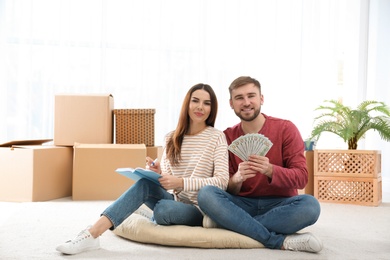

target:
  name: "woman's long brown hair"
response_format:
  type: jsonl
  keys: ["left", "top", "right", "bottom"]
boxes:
{"left": 165, "top": 83, "right": 218, "bottom": 166}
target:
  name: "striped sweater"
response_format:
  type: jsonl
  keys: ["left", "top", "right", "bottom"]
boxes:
{"left": 160, "top": 126, "right": 229, "bottom": 207}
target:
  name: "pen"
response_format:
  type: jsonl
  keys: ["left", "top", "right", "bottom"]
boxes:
{"left": 151, "top": 158, "right": 158, "bottom": 166}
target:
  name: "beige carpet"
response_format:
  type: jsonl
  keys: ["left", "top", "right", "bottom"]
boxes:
{"left": 0, "top": 197, "right": 389, "bottom": 260}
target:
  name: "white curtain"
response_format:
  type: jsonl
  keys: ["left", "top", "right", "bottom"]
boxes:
{"left": 1, "top": 0, "right": 389, "bottom": 179}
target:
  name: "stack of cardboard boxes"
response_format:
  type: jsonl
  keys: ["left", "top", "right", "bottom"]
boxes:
{"left": 0, "top": 94, "right": 162, "bottom": 202}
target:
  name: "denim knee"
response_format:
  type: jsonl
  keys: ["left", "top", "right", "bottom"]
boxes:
{"left": 302, "top": 194, "right": 321, "bottom": 223}
{"left": 197, "top": 185, "right": 222, "bottom": 213}
{"left": 198, "top": 185, "right": 217, "bottom": 204}
{"left": 153, "top": 200, "right": 175, "bottom": 225}
{"left": 153, "top": 200, "right": 167, "bottom": 223}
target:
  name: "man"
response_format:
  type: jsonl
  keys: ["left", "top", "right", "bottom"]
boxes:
{"left": 197, "top": 76, "right": 322, "bottom": 253}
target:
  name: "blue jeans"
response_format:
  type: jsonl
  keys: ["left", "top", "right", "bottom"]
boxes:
{"left": 102, "top": 178, "right": 203, "bottom": 230}
{"left": 197, "top": 185, "right": 321, "bottom": 249}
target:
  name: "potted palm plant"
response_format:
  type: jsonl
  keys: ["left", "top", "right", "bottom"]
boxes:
{"left": 310, "top": 100, "right": 390, "bottom": 149}
{"left": 309, "top": 99, "right": 390, "bottom": 206}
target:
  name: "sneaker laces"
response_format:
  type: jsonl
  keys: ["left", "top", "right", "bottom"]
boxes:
{"left": 67, "top": 226, "right": 92, "bottom": 244}
{"left": 286, "top": 236, "right": 312, "bottom": 251}
{"left": 284, "top": 233, "right": 322, "bottom": 253}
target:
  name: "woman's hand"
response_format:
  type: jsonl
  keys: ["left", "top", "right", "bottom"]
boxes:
{"left": 159, "top": 175, "right": 183, "bottom": 190}
{"left": 146, "top": 156, "right": 161, "bottom": 174}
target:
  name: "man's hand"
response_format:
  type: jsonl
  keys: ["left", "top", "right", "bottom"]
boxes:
{"left": 228, "top": 155, "right": 273, "bottom": 194}
{"left": 232, "top": 161, "right": 257, "bottom": 184}
{"left": 228, "top": 161, "right": 257, "bottom": 194}
{"left": 247, "top": 154, "right": 273, "bottom": 178}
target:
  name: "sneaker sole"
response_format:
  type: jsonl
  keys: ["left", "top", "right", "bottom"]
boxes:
{"left": 56, "top": 245, "right": 100, "bottom": 255}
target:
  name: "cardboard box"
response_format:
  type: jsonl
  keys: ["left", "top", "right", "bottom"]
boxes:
{"left": 72, "top": 143, "right": 147, "bottom": 200}
{"left": 0, "top": 139, "right": 52, "bottom": 147}
{"left": 54, "top": 94, "right": 114, "bottom": 146}
{"left": 146, "top": 146, "right": 163, "bottom": 162}
{"left": 0, "top": 145, "right": 73, "bottom": 202}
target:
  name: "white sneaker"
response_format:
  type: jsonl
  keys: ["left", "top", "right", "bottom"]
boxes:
{"left": 56, "top": 226, "right": 100, "bottom": 255}
{"left": 283, "top": 232, "right": 323, "bottom": 253}
{"left": 202, "top": 215, "right": 218, "bottom": 228}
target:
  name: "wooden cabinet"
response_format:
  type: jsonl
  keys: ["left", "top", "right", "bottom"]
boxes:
{"left": 298, "top": 151, "right": 314, "bottom": 195}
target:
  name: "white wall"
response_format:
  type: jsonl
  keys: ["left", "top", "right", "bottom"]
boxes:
{"left": 0, "top": 0, "right": 388, "bottom": 186}
{"left": 365, "top": 0, "right": 390, "bottom": 183}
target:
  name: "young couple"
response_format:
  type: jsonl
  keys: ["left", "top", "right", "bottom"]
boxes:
{"left": 56, "top": 76, "right": 323, "bottom": 255}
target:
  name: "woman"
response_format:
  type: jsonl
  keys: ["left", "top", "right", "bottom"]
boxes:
{"left": 56, "top": 83, "right": 229, "bottom": 255}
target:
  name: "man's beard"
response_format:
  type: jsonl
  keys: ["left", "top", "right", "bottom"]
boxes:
{"left": 235, "top": 107, "right": 260, "bottom": 122}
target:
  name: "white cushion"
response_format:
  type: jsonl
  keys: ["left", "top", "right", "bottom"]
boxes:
{"left": 113, "top": 206, "right": 264, "bottom": 249}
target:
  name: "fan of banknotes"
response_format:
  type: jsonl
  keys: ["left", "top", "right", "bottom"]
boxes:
{"left": 228, "top": 133, "right": 273, "bottom": 161}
